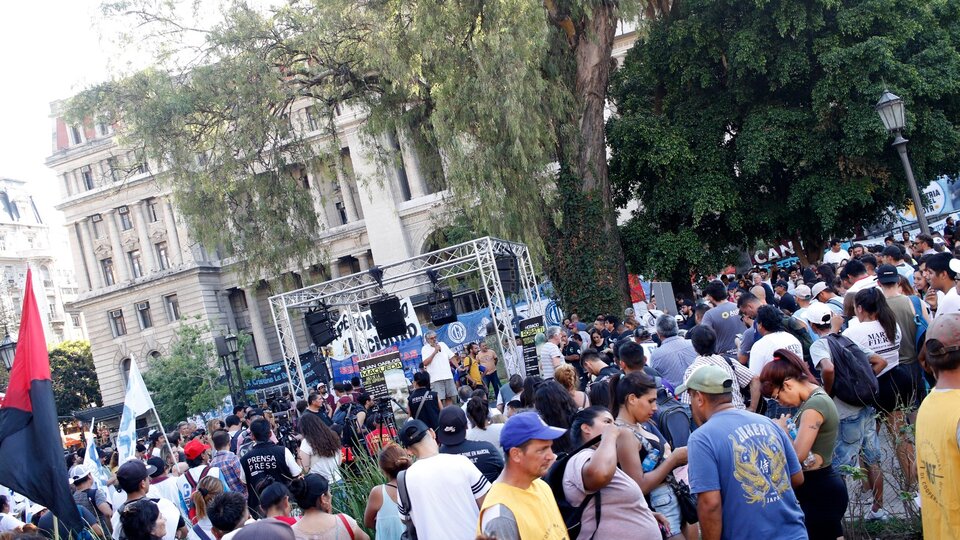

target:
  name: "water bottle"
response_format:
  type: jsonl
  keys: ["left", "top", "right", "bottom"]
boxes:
{"left": 786, "top": 418, "right": 798, "bottom": 440}
{"left": 642, "top": 447, "right": 661, "bottom": 472}
{"left": 803, "top": 452, "right": 817, "bottom": 468}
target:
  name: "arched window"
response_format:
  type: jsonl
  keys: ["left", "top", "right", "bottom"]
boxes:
{"left": 148, "top": 351, "right": 161, "bottom": 361}
{"left": 120, "top": 358, "right": 132, "bottom": 389}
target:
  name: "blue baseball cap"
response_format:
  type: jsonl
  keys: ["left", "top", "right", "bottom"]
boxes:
{"left": 500, "top": 412, "right": 566, "bottom": 451}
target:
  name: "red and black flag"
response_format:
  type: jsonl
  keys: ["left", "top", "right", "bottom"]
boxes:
{"left": 0, "top": 269, "right": 83, "bottom": 529}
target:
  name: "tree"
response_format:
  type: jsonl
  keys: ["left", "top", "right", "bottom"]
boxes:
{"left": 49, "top": 340, "right": 102, "bottom": 417}
{"left": 143, "top": 319, "right": 229, "bottom": 427}
{"left": 608, "top": 0, "right": 960, "bottom": 281}
{"left": 72, "top": 0, "right": 673, "bottom": 319}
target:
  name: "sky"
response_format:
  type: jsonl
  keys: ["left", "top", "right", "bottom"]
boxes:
{"left": 0, "top": 0, "right": 114, "bottom": 226}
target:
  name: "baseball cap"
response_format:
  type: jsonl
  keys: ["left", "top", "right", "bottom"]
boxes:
{"left": 810, "top": 281, "right": 829, "bottom": 299}
{"left": 183, "top": 439, "right": 211, "bottom": 460}
{"left": 399, "top": 419, "right": 431, "bottom": 448}
{"left": 803, "top": 303, "right": 834, "bottom": 326}
{"left": 146, "top": 457, "right": 166, "bottom": 478}
{"left": 436, "top": 406, "right": 468, "bottom": 446}
{"left": 116, "top": 459, "right": 157, "bottom": 488}
{"left": 499, "top": 412, "right": 566, "bottom": 452}
{"left": 147, "top": 430, "right": 163, "bottom": 444}
{"left": 876, "top": 264, "right": 900, "bottom": 285}
{"left": 882, "top": 245, "right": 903, "bottom": 259}
{"left": 927, "top": 313, "right": 960, "bottom": 359}
{"left": 793, "top": 285, "right": 812, "bottom": 300}
{"left": 68, "top": 463, "right": 94, "bottom": 484}
{"left": 675, "top": 365, "right": 734, "bottom": 395}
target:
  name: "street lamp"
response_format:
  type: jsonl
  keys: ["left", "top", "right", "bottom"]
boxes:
{"left": 215, "top": 334, "right": 240, "bottom": 406}
{"left": 0, "top": 331, "right": 16, "bottom": 371}
{"left": 876, "top": 90, "right": 930, "bottom": 236}
{"left": 224, "top": 334, "right": 247, "bottom": 406}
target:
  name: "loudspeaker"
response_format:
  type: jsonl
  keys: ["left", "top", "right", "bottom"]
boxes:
{"left": 496, "top": 255, "right": 520, "bottom": 294}
{"left": 428, "top": 289, "right": 458, "bottom": 326}
{"left": 370, "top": 296, "right": 407, "bottom": 340}
{"left": 305, "top": 309, "right": 338, "bottom": 347}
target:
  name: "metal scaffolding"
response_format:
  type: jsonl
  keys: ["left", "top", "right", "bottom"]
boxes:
{"left": 268, "top": 236, "right": 543, "bottom": 398}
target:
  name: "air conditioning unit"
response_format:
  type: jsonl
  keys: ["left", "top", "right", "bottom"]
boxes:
{"left": 136, "top": 302, "right": 149, "bottom": 310}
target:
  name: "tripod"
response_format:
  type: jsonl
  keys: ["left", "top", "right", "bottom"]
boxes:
{"left": 365, "top": 398, "right": 401, "bottom": 455}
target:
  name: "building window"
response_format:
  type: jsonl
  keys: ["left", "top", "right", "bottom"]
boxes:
{"left": 70, "top": 125, "right": 84, "bottom": 145}
{"left": 118, "top": 206, "right": 133, "bottom": 230}
{"left": 335, "top": 202, "right": 348, "bottom": 225}
{"left": 95, "top": 120, "right": 113, "bottom": 138}
{"left": 81, "top": 167, "right": 94, "bottom": 190}
{"left": 136, "top": 301, "right": 153, "bottom": 329}
{"left": 155, "top": 242, "right": 170, "bottom": 270}
{"left": 120, "top": 358, "right": 132, "bottom": 388}
{"left": 128, "top": 250, "right": 143, "bottom": 278}
{"left": 71, "top": 314, "right": 81, "bottom": 327}
{"left": 108, "top": 309, "right": 127, "bottom": 337}
{"left": 145, "top": 198, "right": 160, "bottom": 222}
{"left": 101, "top": 258, "right": 115, "bottom": 286}
{"left": 164, "top": 294, "right": 181, "bottom": 322}
{"left": 90, "top": 214, "right": 104, "bottom": 238}
{"left": 305, "top": 106, "right": 320, "bottom": 131}
{"left": 107, "top": 157, "right": 120, "bottom": 183}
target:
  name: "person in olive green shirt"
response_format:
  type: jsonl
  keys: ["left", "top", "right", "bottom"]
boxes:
{"left": 759, "top": 348, "right": 846, "bottom": 540}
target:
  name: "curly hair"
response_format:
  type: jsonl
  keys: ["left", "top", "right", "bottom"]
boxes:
{"left": 553, "top": 364, "right": 579, "bottom": 393}
{"left": 298, "top": 411, "right": 341, "bottom": 458}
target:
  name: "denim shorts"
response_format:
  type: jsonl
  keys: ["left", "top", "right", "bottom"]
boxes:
{"left": 650, "top": 483, "right": 682, "bottom": 536}
{"left": 833, "top": 406, "right": 882, "bottom": 469}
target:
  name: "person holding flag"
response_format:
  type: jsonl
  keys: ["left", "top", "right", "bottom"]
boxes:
{"left": 0, "top": 269, "right": 84, "bottom": 530}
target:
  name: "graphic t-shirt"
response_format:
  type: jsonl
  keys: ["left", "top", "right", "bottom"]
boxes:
{"left": 701, "top": 303, "right": 745, "bottom": 354}
{"left": 843, "top": 320, "right": 901, "bottom": 376}
{"left": 408, "top": 387, "right": 440, "bottom": 430}
{"left": 688, "top": 409, "right": 806, "bottom": 540}
{"left": 440, "top": 439, "right": 505, "bottom": 484}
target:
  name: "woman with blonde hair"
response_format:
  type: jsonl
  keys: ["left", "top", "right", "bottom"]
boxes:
{"left": 190, "top": 475, "right": 224, "bottom": 538}
{"left": 554, "top": 363, "right": 589, "bottom": 409}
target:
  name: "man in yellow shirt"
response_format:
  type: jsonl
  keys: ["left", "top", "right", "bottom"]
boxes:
{"left": 478, "top": 412, "right": 569, "bottom": 540}
{"left": 461, "top": 342, "right": 484, "bottom": 388}
{"left": 917, "top": 313, "right": 960, "bottom": 538}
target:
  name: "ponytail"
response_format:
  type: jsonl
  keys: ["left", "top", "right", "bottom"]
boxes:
{"left": 855, "top": 288, "right": 898, "bottom": 343}
{"left": 608, "top": 372, "right": 657, "bottom": 418}
{"left": 191, "top": 476, "right": 223, "bottom": 521}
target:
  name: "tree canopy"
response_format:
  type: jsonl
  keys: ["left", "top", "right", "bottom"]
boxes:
{"left": 609, "top": 0, "right": 960, "bottom": 279}
{"left": 49, "top": 340, "right": 102, "bottom": 417}
{"left": 72, "top": 0, "right": 675, "bottom": 318}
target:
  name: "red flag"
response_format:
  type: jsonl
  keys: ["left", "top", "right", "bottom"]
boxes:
{"left": 0, "top": 269, "right": 83, "bottom": 529}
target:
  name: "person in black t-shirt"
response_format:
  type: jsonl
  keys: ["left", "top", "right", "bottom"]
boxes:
{"left": 407, "top": 371, "right": 441, "bottom": 430}
{"left": 436, "top": 407, "right": 504, "bottom": 483}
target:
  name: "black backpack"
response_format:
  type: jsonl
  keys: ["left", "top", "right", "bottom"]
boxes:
{"left": 823, "top": 334, "right": 879, "bottom": 407}
{"left": 781, "top": 316, "right": 820, "bottom": 382}
{"left": 655, "top": 387, "right": 695, "bottom": 448}
{"left": 543, "top": 435, "right": 602, "bottom": 539}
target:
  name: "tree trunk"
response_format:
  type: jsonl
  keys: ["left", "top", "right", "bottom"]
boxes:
{"left": 544, "top": 1, "right": 632, "bottom": 317}
{"left": 791, "top": 232, "right": 824, "bottom": 268}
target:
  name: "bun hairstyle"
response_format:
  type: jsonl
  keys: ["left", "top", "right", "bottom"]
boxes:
{"left": 259, "top": 482, "right": 292, "bottom": 510}
{"left": 289, "top": 473, "right": 330, "bottom": 510}
{"left": 378, "top": 444, "right": 412, "bottom": 479}
{"left": 191, "top": 475, "right": 224, "bottom": 521}
{"left": 607, "top": 372, "right": 657, "bottom": 418}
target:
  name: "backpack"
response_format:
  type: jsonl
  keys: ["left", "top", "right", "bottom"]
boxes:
{"left": 909, "top": 295, "right": 928, "bottom": 351}
{"left": 184, "top": 465, "right": 212, "bottom": 514}
{"left": 334, "top": 403, "right": 362, "bottom": 449}
{"left": 542, "top": 435, "right": 602, "bottom": 539}
{"left": 823, "top": 334, "right": 880, "bottom": 407}
{"left": 781, "top": 316, "right": 819, "bottom": 382}
{"left": 654, "top": 387, "right": 695, "bottom": 449}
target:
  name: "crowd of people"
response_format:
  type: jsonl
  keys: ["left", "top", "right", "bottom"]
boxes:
{"left": 2, "top": 232, "right": 960, "bottom": 540}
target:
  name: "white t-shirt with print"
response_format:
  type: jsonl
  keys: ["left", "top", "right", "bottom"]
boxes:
{"left": 936, "top": 287, "right": 960, "bottom": 319}
{"left": 399, "top": 453, "right": 490, "bottom": 540}
{"left": 843, "top": 320, "right": 901, "bottom": 376}
{"left": 748, "top": 331, "right": 803, "bottom": 375}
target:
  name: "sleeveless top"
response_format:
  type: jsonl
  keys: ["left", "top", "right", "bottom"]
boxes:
{"left": 292, "top": 513, "right": 354, "bottom": 540}
{"left": 375, "top": 484, "right": 405, "bottom": 540}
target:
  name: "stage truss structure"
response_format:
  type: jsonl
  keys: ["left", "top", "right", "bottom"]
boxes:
{"left": 269, "top": 236, "right": 543, "bottom": 398}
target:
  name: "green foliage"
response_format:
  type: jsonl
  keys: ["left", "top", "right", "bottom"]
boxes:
{"left": 72, "top": 0, "right": 642, "bottom": 315}
{"left": 337, "top": 453, "right": 386, "bottom": 537}
{"left": 143, "top": 319, "right": 228, "bottom": 426}
{"left": 49, "top": 340, "right": 102, "bottom": 417}
{"left": 609, "top": 0, "right": 960, "bottom": 276}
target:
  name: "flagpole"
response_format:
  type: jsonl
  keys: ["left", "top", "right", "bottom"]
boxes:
{"left": 150, "top": 407, "right": 180, "bottom": 474}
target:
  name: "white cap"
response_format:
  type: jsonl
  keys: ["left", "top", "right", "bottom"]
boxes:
{"left": 811, "top": 282, "right": 829, "bottom": 299}
{"left": 68, "top": 462, "right": 95, "bottom": 483}
{"left": 794, "top": 285, "right": 812, "bottom": 300}
{"left": 803, "top": 303, "right": 834, "bottom": 326}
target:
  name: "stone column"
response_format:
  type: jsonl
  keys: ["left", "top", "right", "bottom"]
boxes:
{"left": 334, "top": 156, "right": 360, "bottom": 223}
{"left": 71, "top": 170, "right": 83, "bottom": 194}
{"left": 345, "top": 130, "right": 413, "bottom": 265}
{"left": 329, "top": 260, "right": 341, "bottom": 279}
{"left": 133, "top": 201, "right": 157, "bottom": 273}
{"left": 306, "top": 165, "right": 329, "bottom": 229}
{"left": 105, "top": 209, "right": 130, "bottom": 282}
{"left": 398, "top": 129, "right": 428, "bottom": 199}
{"left": 160, "top": 196, "right": 184, "bottom": 266}
{"left": 357, "top": 252, "right": 370, "bottom": 271}
{"left": 75, "top": 221, "right": 102, "bottom": 291}
{"left": 244, "top": 288, "right": 273, "bottom": 365}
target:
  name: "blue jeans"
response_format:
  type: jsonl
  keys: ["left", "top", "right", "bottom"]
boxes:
{"left": 483, "top": 373, "right": 501, "bottom": 399}
{"left": 833, "top": 406, "right": 882, "bottom": 469}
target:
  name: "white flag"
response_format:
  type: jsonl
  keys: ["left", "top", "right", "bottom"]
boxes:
{"left": 84, "top": 423, "right": 112, "bottom": 493}
{"left": 116, "top": 360, "right": 155, "bottom": 463}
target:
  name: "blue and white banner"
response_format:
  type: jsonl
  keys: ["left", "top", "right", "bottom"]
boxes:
{"left": 116, "top": 360, "right": 155, "bottom": 463}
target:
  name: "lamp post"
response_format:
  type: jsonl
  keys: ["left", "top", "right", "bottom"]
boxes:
{"left": 0, "top": 330, "right": 16, "bottom": 371}
{"left": 224, "top": 334, "right": 246, "bottom": 406}
{"left": 876, "top": 90, "right": 930, "bottom": 236}
{"left": 215, "top": 334, "right": 239, "bottom": 406}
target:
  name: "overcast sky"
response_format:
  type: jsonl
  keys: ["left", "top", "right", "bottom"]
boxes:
{"left": 0, "top": 0, "right": 114, "bottom": 225}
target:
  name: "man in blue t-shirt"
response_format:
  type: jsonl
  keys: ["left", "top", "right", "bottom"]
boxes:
{"left": 678, "top": 365, "right": 807, "bottom": 540}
